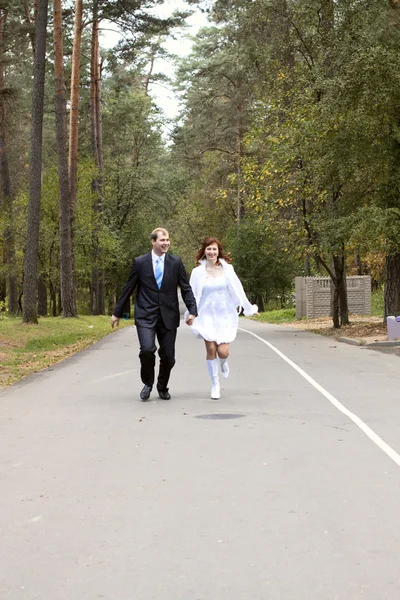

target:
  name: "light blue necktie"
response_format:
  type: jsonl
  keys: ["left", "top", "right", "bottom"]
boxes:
{"left": 155, "top": 257, "right": 163, "bottom": 289}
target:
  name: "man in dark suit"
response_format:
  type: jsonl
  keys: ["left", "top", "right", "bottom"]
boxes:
{"left": 110, "top": 228, "right": 197, "bottom": 401}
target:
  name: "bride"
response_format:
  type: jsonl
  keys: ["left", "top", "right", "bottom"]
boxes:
{"left": 185, "top": 237, "right": 258, "bottom": 399}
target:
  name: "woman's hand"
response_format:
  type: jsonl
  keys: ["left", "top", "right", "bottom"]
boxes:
{"left": 186, "top": 314, "right": 195, "bottom": 326}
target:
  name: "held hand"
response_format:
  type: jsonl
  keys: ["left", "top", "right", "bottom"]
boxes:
{"left": 110, "top": 315, "right": 120, "bottom": 328}
{"left": 186, "top": 314, "right": 195, "bottom": 326}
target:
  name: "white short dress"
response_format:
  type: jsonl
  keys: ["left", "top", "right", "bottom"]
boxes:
{"left": 191, "top": 274, "right": 239, "bottom": 344}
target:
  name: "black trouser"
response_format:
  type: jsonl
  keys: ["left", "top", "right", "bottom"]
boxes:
{"left": 136, "top": 315, "right": 177, "bottom": 390}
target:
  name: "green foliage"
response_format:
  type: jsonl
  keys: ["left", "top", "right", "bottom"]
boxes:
{"left": 2, "top": 0, "right": 400, "bottom": 318}
{"left": 100, "top": 68, "right": 177, "bottom": 286}
{"left": 226, "top": 217, "right": 301, "bottom": 305}
{"left": 216, "top": 0, "right": 400, "bottom": 291}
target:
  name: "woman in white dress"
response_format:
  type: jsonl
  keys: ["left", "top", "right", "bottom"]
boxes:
{"left": 186, "top": 237, "right": 258, "bottom": 399}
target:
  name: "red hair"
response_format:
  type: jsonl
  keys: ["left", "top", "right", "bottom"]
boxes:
{"left": 195, "top": 237, "right": 232, "bottom": 266}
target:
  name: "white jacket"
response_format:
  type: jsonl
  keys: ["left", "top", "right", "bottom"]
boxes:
{"left": 186, "top": 259, "right": 258, "bottom": 318}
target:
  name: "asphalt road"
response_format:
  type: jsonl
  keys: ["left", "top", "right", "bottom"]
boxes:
{"left": 1, "top": 317, "right": 400, "bottom": 600}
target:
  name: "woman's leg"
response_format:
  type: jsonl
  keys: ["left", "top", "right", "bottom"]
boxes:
{"left": 205, "top": 340, "right": 220, "bottom": 398}
{"left": 216, "top": 343, "right": 229, "bottom": 359}
{"left": 217, "top": 343, "right": 230, "bottom": 379}
{"left": 205, "top": 340, "right": 217, "bottom": 359}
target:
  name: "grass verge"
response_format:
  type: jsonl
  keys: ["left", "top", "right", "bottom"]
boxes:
{"left": 252, "top": 308, "right": 297, "bottom": 324}
{"left": 0, "top": 315, "right": 132, "bottom": 388}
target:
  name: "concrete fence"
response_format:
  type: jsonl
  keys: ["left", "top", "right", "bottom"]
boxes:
{"left": 295, "top": 276, "right": 371, "bottom": 319}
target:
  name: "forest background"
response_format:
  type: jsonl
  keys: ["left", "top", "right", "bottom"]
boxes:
{"left": 1, "top": 0, "right": 400, "bottom": 331}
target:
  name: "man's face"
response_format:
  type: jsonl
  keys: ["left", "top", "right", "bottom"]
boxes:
{"left": 152, "top": 231, "right": 170, "bottom": 255}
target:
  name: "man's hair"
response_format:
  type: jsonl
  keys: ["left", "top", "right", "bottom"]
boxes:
{"left": 151, "top": 227, "right": 169, "bottom": 242}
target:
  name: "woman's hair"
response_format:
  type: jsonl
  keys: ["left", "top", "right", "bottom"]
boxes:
{"left": 195, "top": 237, "right": 232, "bottom": 265}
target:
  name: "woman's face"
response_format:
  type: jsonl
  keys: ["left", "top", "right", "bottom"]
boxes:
{"left": 205, "top": 243, "right": 219, "bottom": 262}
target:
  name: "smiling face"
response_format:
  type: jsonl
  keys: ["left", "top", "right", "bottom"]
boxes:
{"left": 152, "top": 231, "right": 170, "bottom": 256}
{"left": 204, "top": 243, "right": 219, "bottom": 264}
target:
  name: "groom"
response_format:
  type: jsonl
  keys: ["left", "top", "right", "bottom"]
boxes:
{"left": 111, "top": 228, "right": 197, "bottom": 401}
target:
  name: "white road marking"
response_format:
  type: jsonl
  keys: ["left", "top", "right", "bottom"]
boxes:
{"left": 28, "top": 516, "right": 43, "bottom": 523}
{"left": 92, "top": 369, "right": 137, "bottom": 382}
{"left": 239, "top": 327, "right": 400, "bottom": 468}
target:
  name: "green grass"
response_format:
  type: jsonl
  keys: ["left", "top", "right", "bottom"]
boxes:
{"left": 252, "top": 308, "right": 297, "bottom": 324}
{"left": 371, "top": 287, "right": 384, "bottom": 317}
{"left": 0, "top": 315, "right": 132, "bottom": 388}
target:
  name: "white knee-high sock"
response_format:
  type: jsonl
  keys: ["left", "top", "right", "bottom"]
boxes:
{"left": 219, "top": 357, "right": 229, "bottom": 379}
{"left": 206, "top": 359, "right": 220, "bottom": 399}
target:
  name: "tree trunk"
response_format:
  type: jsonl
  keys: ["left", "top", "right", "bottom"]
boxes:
{"left": 90, "top": 11, "right": 100, "bottom": 315}
{"left": 23, "top": 0, "right": 35, "bottom": 53}
{"left": 49, "top": 280, "right": 56, "bottom": 317}
{"left": 95, "top": 60, "right": 103, "bottom": 174}
{"left": 5, "top": 239, "right": 18, "bottom": 314}
{"left": 331, "top": 280, "right": 340, "bottom": 329}
{"left": 235, "top": 79, "right": 245, "bottom": 225}
{"left": 384, "top": 253, "right": 400, "bottom": 319}
{"left": 355, "top": 252, "right": 362, "bottom": 276}
{"left": 95, "top": 51, "right": 105, "bottom": 315}
{"left": 144, "top": 44, "right": 156, "bottom": 95}
{"left": 317, "top": 252, "right": 346, "bottom": 329}
{"left": 0, "top": 9, "right": 18, "bottom": 315}
{"left": 0, "top": 243, "right": 5, "bottom": 307}
{"left": 22, "top": 0, "right": 48, "bottom": 324}
{"left": 334, "top": 254, "right": 349, "bottom": 326}
{"left": 37, "top": 273, "right": 47, "bottom": 316}
{"left": 53, "top": 0, "right": 77, "bottom": 317}
{"left": 91, "top": 264, "right": 99, "bottom": 315}
{"left": 338, "top": 280, "right": 349, "bottom": 326}
{"left": 68, "top": 0, "right": 83, "bottom": 214}
{"left": 57, "top": 286, "right": 62, "bottom": 315}
{"left": 90, "top": 11, "right": 99, "bottom": 177}
{"left": 99, "top": 275, "right": 105, "bottom": 314}
{"left": 256, "top": 294, "right": 265, "bottom": 312}
{"left": 0, "top": 279, "right": 5, "bottom": 308}
{"left": 90, "top": 4, "right": 104, "bottom": 315}
{"left": 332, "top": 253, "right": 349, "bottom": 327}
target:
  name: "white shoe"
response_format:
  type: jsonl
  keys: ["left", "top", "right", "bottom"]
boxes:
{"left": 220, "top": 358, "right": 229, "bottom": 379}
{"left": 211, "top": 378, "right": 220, "bottom": 399}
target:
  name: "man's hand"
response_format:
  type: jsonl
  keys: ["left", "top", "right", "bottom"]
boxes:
{"left": 185, "top": 314, "right": 195, "bottom": 326}
{"left": 110, "top": 315, "right": 120, "bottom": 328}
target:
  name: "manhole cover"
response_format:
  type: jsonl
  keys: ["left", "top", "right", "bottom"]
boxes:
{"left": 195, "top": 414, "right": 245, "bottom": 420}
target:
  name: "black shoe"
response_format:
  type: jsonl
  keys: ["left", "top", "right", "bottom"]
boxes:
{"left": 157, "top": 388, "right": 171, "bottom": 400}
{"left": 140, "top": 384, "right": 152, "bottom": 401}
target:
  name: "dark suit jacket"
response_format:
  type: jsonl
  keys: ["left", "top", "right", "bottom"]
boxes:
{"left": 113, "top": 252, "right": 197, "bottom": 330}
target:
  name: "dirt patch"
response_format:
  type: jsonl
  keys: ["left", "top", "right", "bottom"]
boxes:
{"left": 280, "top": 315, "right": 390, "bottom": 344}
{"left": 0, "top": 341, "right": 19, "bottom": 349}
